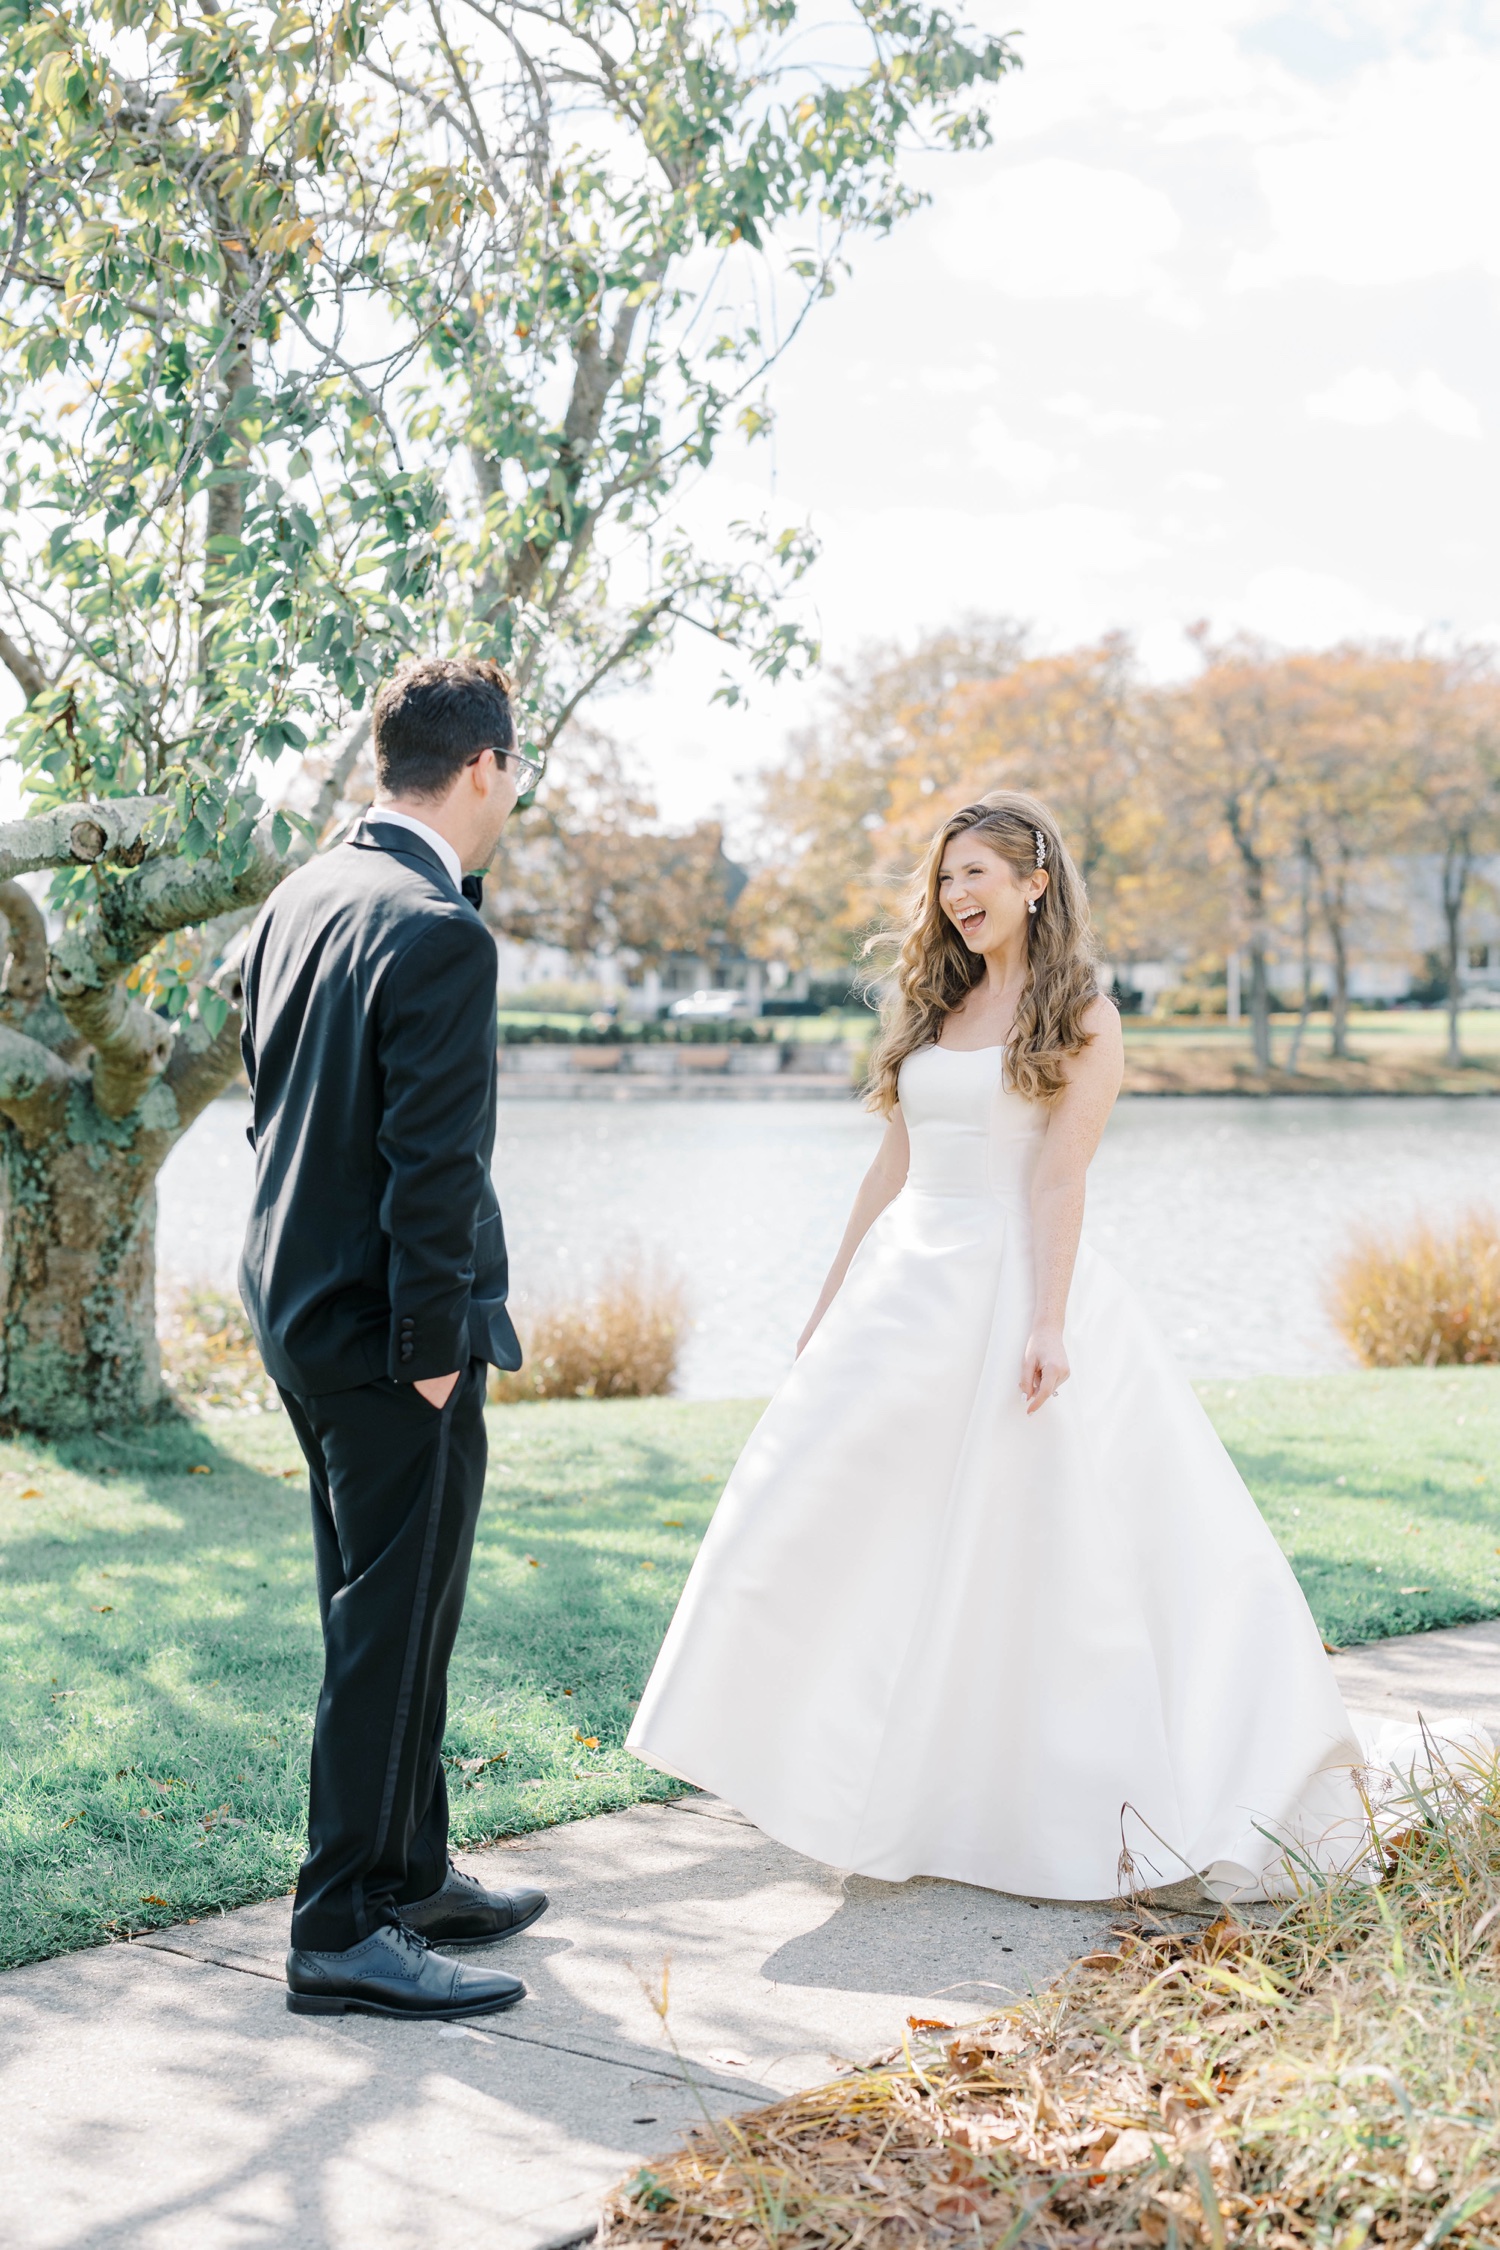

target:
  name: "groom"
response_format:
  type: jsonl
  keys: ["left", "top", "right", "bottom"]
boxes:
{"left": 239, "top": 654, "right": 545, "bottom": 2021}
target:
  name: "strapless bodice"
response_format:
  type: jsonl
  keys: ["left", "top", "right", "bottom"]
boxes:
{"left": 897, "top": 1044, "right": 1047, "bottom": 1203}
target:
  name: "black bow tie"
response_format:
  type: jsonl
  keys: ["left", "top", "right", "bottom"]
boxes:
{"left": 461, "top": 873, "right": 484, "bottom": 910}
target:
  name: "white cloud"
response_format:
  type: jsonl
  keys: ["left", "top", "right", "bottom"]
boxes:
{"left": 1231, "top": 53, "right": 1500, "bottom": 288}
{"left": 971, "top": 414, "right": 1066, "bottom": 494}
{"left": 1048, "top": 390, "right": 1164, "bottom": 435}
{"left": 938, "top": 158, "right": 1183, "bottom": 301}
{"left": 1409, "top": 371, "right": 1484, "bottom": 440}
{"left": 1306, "top": 367, "right": 1483, "bottom": 439}
{"left": 1226, "top": 566, "right": 1423, "bottom": 647}
{"left": 916, "top": 365, "right": 998, "bottom": 398}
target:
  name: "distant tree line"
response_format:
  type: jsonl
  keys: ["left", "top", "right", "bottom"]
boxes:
{"left": 731, "top": 625, "right": 1500, "bottom": 1070}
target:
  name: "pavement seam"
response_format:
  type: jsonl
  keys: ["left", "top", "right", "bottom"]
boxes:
{"left": 134, "top": 1935, "right": 774, "bottom": 2101}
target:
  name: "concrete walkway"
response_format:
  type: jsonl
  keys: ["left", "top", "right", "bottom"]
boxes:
{"left": 3, "top": 1620, "right": 1495, "bottom": 2250}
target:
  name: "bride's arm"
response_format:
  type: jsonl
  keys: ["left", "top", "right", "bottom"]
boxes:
{"left": 1021, "top": 996, "right": 1125, "bottom": 1414}
{"left": 796, "top": 1110, "right": 910, "bottom": 1354}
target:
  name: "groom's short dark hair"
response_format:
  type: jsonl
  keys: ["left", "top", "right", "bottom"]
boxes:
{"left": 372, "top": 656, "right": 516, "bottom": 800}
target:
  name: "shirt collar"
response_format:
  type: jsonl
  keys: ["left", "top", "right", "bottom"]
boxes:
{"left": 367, "top": 806, "right": 463, "bottom": 891}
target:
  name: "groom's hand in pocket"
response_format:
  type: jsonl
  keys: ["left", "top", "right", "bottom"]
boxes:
{"left": 414, "top": 1370, "right": 461, "bottom": 1409}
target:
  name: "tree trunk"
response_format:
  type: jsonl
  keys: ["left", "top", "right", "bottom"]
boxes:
{"left": 1286, "top": 838, "right": 1314, "bottom": 1075}
{"left": 0, "top": 1112, "right": 174, "bottom": 1431}
{"left": 1319, "top": 855, "right": 1351, "bottom": 1061}
{"left": 1443, "top": 839, "right": 1470, "bottom": 1070}
{"left": 1227, "top": 809, "right": 1273, "bottom": 1072}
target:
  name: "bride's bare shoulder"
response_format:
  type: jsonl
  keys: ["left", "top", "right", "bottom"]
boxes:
{"left": 1065, "top": 992, "right": 1124, "bottom": 1089}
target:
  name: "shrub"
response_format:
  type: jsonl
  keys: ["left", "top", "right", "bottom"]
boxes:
{"left": 159, "top": 1284, "right": 279, "bottom": 1412}
{"left": 1329, "top": 1208, "right": 1500, "bottom": 1367}
{"left": 490, "top": 1262, "right": 688, "bottom": 1402}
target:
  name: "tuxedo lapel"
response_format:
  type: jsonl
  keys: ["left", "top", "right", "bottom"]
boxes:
{"left": 352, "top": 818, "right": 473, "bottom": 910}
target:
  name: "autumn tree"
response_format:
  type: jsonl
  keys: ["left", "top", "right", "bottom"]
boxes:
{"left": 1150, "top": 634, "right": 1322, "bottom": 1070}
{"left": 734, "top": 619, "right": 1028, "bottom": 970}
{"left": 1403, "top": 655, "right": 1500, "bottom": 1067}
{"left": 871, "top": 634, "right": 1163, "bottom": 965}
{"left": 0, "top": 0, "right": 1015, "bottom": 1431}
{"left": 1276, "top": 650, "right": 1416, "bottom": 1059}
{"left": 485, "top": 730, "right": 742, "bottom": 968}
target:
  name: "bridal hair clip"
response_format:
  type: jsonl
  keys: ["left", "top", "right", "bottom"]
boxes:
{"left": 1034, "top": 829, "right": 1046, "bottom": 867}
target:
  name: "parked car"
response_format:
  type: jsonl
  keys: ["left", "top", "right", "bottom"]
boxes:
{"left": 667, "top": 988, "right": 751, "bottom": 1021}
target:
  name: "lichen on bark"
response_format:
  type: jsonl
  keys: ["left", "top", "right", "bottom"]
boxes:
{"left": 0, "top": 739, "right": 366, "bottom": 1434}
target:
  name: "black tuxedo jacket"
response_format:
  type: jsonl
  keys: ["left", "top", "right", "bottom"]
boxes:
{"left": 238, "top": 818, "right": 521, "bottom": 1397}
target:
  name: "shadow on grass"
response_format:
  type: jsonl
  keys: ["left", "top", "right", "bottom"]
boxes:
{"left": 0, "top": 1404, "right": 743, "bottom": 1970}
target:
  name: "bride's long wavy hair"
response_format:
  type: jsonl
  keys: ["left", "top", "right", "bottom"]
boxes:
{"left": 863, "top": 790, "right": 1101, "bottom": 1115}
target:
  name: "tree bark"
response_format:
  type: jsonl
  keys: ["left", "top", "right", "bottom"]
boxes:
{"left": 1318, "top": 854, "right": 1351, "bottom": 1060}
{"left": 1442, "top": 838, "right": 1471, "bottom": 1069}
{"left": 1227, "top": 808, "right": 1273, "bottom": 1071}
{"left": 0, "top": 1114, "right": 176, "bottom": 1432}
{"left": 1286, "top": 838, "right": 1314, "bottom": 1075}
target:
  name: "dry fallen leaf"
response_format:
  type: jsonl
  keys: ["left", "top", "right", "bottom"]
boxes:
{"left": 189, "top": 1466, "right": 211, "bottom": 1476}
{"left": 907, "top": 2016, "right": 956, "bottom": 2032}
{"left": 1099, "top": 2128, "right": 1159, "bottom": 2172}
{"left": 525, "top": 1556, "right": 541, "bottom": 1569}
{"left": 91, "top": 1605, "right": 113, "bottom": 1614}
{"left": 1399, "top": 1586, "right": 1431, "bottom": 1595}
{"left": 661, "top": 1519, "right": 684, "bottom": 1528}
{"left": 708, "top": 2050, "right": 748, "bottom": 2067}
{"left": 18, "top": 1487, "right": 41, "bottom": 1499}
{"left": 574, "top": 1731, "right": 599, "bottom": 1748}
{"left": 140, "top": 1895, "right": 170, "bottom": 1908}
{"left": 640, "top": 1560, "right": 656, "bottom": 1571}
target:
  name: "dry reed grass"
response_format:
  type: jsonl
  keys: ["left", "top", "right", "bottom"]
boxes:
{"left": 489, "top": 1261, "right": 687, "bottom": 1403}
{"left": 158, "top": 1283, "right": 278, "bottom": 1412}
{"left": 1329, "top": 1209, "right": 1500, "bottom": 1367}
{"left": 604, "top": 1750, "right": 1500, "bottom": 2249}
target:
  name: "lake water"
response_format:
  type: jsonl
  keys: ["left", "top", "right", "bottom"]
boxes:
{"left": 159, "top": 1093, "right": 1500, "bottom": 1399}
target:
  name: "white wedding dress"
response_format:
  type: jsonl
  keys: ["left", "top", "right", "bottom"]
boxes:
{"left": 627, "top": 1044, "right": 1385, "bottom": 1902}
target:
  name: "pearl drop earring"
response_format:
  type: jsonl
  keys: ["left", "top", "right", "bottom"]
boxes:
{"left": 1027, "top": 897, "right": 1038, "bottom": 916}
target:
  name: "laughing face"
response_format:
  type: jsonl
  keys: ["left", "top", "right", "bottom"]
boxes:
{"left": 937, "top": 834, "right": 1043, "bottom": 955}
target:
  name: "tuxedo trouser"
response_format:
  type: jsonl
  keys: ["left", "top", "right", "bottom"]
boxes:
{"left": 279, "top": 1358, "right": 488, "bottom": 1952}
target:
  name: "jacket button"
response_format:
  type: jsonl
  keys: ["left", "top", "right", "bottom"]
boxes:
{"left": 399, "top": 1343, "right": 414, "bottom": 1363}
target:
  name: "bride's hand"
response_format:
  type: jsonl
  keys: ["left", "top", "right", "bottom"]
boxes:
{"left": 1020, "top": 1326, "right": 1069, "bottom": 1414}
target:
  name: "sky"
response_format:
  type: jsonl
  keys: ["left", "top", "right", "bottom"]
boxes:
{"left": 612, "top": 0, "right": 1500, "bottom": 830}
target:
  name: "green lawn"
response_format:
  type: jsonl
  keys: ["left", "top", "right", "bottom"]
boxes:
{"left": 2, "top": 1372, "right": 1498, "bottom": 1971}
{"left": 1201, "top": 1370, "right": 1500, "bottom": 1647}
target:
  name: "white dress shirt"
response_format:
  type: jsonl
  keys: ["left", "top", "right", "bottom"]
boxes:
{"left": 369, "top": 805, "right": 463, "bottom": 890}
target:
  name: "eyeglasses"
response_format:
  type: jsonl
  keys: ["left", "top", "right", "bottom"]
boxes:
{"left": 466, "top": 745, "right": 545, "bottom": 798}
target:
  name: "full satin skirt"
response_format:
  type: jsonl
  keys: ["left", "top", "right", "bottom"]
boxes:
{"left": 628, "top": 1184, "right": 1369, "bottom": 1901}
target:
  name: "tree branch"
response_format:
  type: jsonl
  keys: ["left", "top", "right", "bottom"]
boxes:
{"left": 48, "top": 954, "right": 173, "bottom": 1119}
{"left": 0, "top": 881, "right": 49, "bottom": 1006}
{"left": 93, "top": 825, "right": 282, "bottom": 968}
{"left": 0, "top": 625, "right": 49, "bottom": 704}
{"left": 0, "top": 797, "right": 164, "bottom": 881}
{"left": 0, "top": 1025, "right": 75, "bottom": 1139}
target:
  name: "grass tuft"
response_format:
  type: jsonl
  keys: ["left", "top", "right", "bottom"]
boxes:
{"left": 1330, "top": 1209, "right": 1500, "bottom": 1368}
{"left": 491, "top": 1260, "right": 688, "bottom": 1402}
{"left": 604, "top": 1749, "right": 1500, "bottom": 2249}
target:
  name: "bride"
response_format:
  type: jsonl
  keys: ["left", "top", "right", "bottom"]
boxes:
{"left": 627, "top": 789, "right": 1371, "bottom": 1902}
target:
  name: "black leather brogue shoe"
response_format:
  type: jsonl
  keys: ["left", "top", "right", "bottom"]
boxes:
{"left": 398, "top": 1861, "right": 549, "bottom": 1948}
{"left": 285, "top": 1922, "right": 526, "bottom": 2018}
